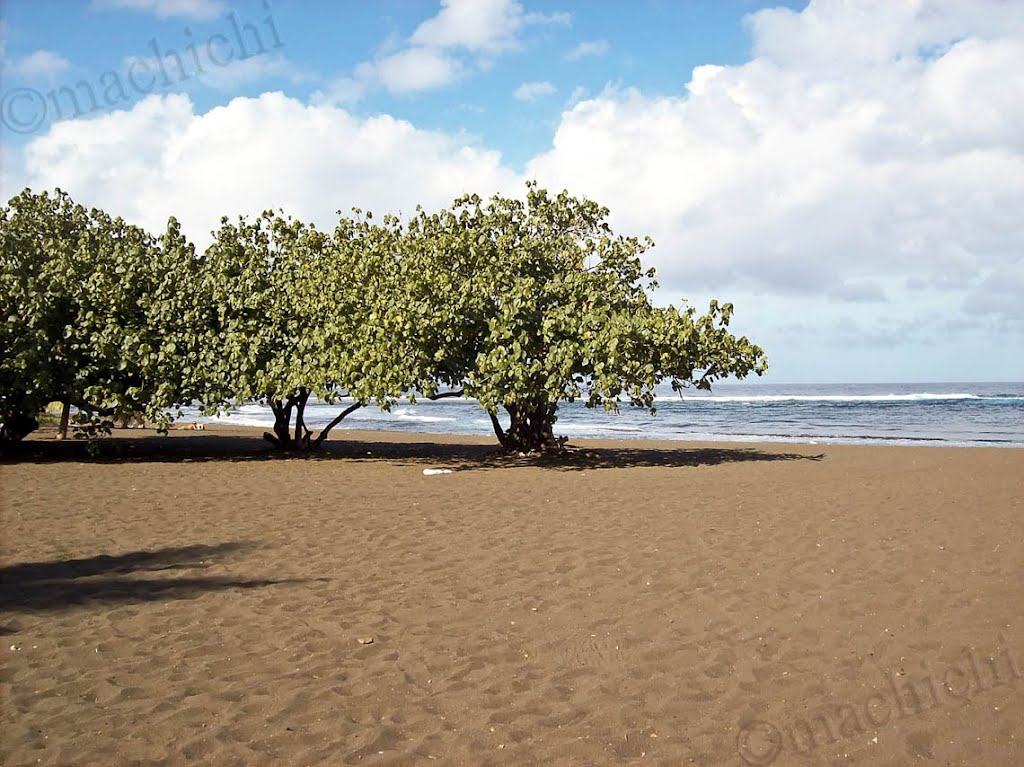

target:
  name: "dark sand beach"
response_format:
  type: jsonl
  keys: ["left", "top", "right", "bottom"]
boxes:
{"left": 2, "top": 426, "right": 1022, "bottom": 766}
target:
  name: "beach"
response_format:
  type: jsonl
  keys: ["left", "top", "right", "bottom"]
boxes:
{"left": 2, "top": 426, "right": 1022, "bottom": 766}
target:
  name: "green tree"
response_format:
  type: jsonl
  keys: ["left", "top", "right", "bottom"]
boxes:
{"left": 311, "top": 210, "right": 430, "bottom": 440}
{"left": 0, "top": 189, "right": 84, "bottom": 441}
{"left": 189, "top": 210, "right": 419, "bottom": 450}
{"left": 1, "top": 189, "right": 204, "bottom": 442}
{"left": 2, "top": 185, "right": 767, "bottom": 454}
{"left": 399, "top": 183, "right": 768, "bottom": 452}
{"left": 67, "top": 210, "right": 201, "bottom": 434}
{"left": 188, "top": 211, "right": 328, "bottom": 449}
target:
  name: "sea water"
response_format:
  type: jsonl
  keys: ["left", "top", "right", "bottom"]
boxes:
{"left": 180, "top": 382, "right": 1024, "bottom": 448}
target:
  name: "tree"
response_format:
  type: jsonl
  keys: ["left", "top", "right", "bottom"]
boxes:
{"left": 1, "top": 189, "right": 82, "bottom": 442}
{"left": 188, "top": 210, "right": 419, "bottom": 450}
{"left": 311, "top": 210, "right": 430, "bottom": 442}
{"left": 185, "top": 211, "right": 326, "bottom": 449}
{"left": 0, "top": 189, "right": 209, "bottom": 443}
{"left": 0, "top": 190, "right": 138, "bottom": 440}
{"left": 399, "top": 183, "right": 768, "bottom": 452}
{"left": 2, "top": 184, "right": 767, "bottom": 454}
{"left": 65, "top": 210, "right": 204, "bottom": 435}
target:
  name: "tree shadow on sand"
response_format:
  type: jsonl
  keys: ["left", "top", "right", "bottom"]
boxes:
{"left": 328, "top": 439, "right": 825, "bottom": 471}
{"left": 0, "top": 541, "right": 312, "bottom": 614}
{"left": 2, "top": 431, "right": 824, "bottom": 470}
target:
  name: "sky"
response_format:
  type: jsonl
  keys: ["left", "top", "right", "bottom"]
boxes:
{"left": 0, "top": 0, "right": 1022, "bottom": 384}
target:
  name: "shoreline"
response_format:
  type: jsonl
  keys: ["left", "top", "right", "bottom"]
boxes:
{"left": 161, "top": 380, "right": 1024, "bottom": 449}
{"left": 15, "top": 420, "right": 1023, "bottom": 456}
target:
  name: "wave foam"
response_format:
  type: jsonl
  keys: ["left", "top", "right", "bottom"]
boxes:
{"left": 390, "top": 408, "right": 456, "bottom": 423}
{"left": 671, "top": 393, "right": 1012, "bottom": 403}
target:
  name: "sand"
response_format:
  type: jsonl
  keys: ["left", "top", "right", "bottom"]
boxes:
{"left": 1, "top": 425, "right": 1022, "bottom": 766}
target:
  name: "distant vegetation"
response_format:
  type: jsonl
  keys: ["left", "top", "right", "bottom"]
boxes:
{"left": 0, "top": 183, "right": 767, "bottom": 452}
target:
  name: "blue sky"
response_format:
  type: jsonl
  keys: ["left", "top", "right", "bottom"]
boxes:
{"left": 1, "top": 0, "right": 1022, "bottom": 383}
{"left": 0, "top": 0, "right": 802, "bottom": 163}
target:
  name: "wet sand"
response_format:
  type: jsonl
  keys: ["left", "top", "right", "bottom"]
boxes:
{"left": 2, "top": 426, "right": 1022, "bottom": 766}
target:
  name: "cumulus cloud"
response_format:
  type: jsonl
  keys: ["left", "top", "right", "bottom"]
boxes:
{"left": 526, "top": 0, "right": 1024, "bottom": 334}
{"left": 513, "top": 80, "right": 556, "bottom": 101}
{"left": 196, "top": 54, "right": 307, "bottom": 90}
{"left": 5, "top": 0, "right": 1023, "bottom": 370}
{"left": 5, "top": 50, "right": 72, "bottom": 79}
{"left": 565, "top": 39, "right": 609, "bottom": 61}
{"left": 359, "top": 47, "right": 466, "bottom": 94}
{"left": 411, "top": 0, "right": 564, "bottom": 54}
{"left": 747, "top": 0, "right": 1022, "bottom": 71}
{"left": 8, "top": 92, "right": 518, "bottom": 246}
{"left": 319, "top": 0, "right": 568, "bottom": 101}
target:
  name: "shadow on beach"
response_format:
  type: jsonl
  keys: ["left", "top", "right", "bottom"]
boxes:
{"left": 0, "top": 541, "right": 307, "bottom": 613}
{"left": 328, "top": 438, "right": 824, "bottom": 471}
{"left": 2, "top": 430, "right": 824, "bottom": 470}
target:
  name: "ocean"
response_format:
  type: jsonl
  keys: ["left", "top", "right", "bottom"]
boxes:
{"left": 181, "top": 382, "right": 1024, "bottom": 448}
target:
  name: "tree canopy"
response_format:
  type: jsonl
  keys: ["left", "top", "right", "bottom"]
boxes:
{"left": 0, "top": 184, "right": 767, "bottom": 451}
{"left": 0, "top": 190, "right": 197, "bottom": 440}
{"left": 393, "top": 183, "right": 766, "bottom": 450}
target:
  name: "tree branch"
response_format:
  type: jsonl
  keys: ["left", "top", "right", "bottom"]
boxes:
{"left": 426, "top": 389, "right": 465, "bottom": 400}
{"left": 294, "top": 387, "right": 309, "bottom": 444}
{"left": 312, "top": 401, "right": 364, "bottom": 445}
{"left": 487, "top": 410, "right": 508, "bottom": 448}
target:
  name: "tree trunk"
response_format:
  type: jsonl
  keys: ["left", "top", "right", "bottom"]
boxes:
{"left": 490, "top": 400, "right": 563, "bottom": 452}
{"left": 264, "top": 398, "right": 295, "bottom": 449}
{"left": 293, "top": 388, "right": 311, "bottom": 448}
{"left": 57, "top": 401, "right": 71, "bottom": 440}
{"left": 265, "top": 390, "right": 333, "bottom": 451}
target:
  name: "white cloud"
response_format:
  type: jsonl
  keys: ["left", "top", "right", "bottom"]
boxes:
{"left": 311, "top": 77, "right": 368, "bottom": 106}
{"left": 363, "top": 47, "right": 465, "bottom": 94}
{"left": 747, "top": 0, "right": 1023, "bottom": 72}
{"left": 526, "top": 0, "right": 1024, "bottom": 335}
{"left": 320, "top": 0, "right": 568, "bottom": 101}
{"left": 316, "top": 48, "right": 465, "bottom": 103}
{"left": 197, "top": 54, "right": 308, "bottom": 89}
{"left": 411, "top": 0, "right": 568, "bottom": 54}
{"left": 565, "top": 39, "right": 609, "bottom": 61}
{"left": 566, "top": 85, "right": 589, "bottom": 107}
{"left": 525, "top": 10, "right": 571, "bottom": 27}
{"left": 6, "top": 50, "right": 72, "bottom": 79}
{"left": 8, "top": 93, "right": 519, "bottom": 246}
{"left": 5, "top": 0, "right": 1023, "bottom": 379}
{"left": 96, "top": 0, "right": 224, "bottom": 20}
{"left": 119, "top": 52, "right": 308, "bottom": 92}
{"left": 513, "top": 80, "right": 556, "bottom": 101}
